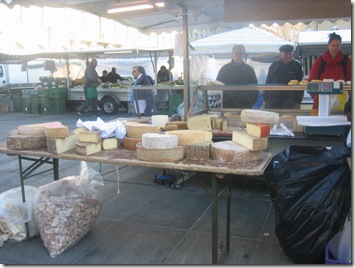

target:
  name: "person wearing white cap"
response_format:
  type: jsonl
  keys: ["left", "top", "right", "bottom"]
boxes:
{"left": 263, "top": 44, "right": 304, "bottom": 109}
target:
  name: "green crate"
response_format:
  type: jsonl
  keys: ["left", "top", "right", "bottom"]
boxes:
{"left": 49, "top": 98, "right": 66, "bottom": 114}
{"left": 23, "top": 104, "right": 31, "bottom": 114}
{"left": 31, "top": 94, "right": 39, "bottom": 103}
{"left": 31, "top": 103, "right": 41, "bottom": 114}
{"left": 39, "top": 95, "right": 49, "bottom": 104}
{"left": 49, "top": 87, "right": 68, "bottom": 98}
{"left": 40, "top": 103, "right": 51, "bottom": 114}
{"left": 12, "top": 95, "right": 23, "bottom": 112}
{"left": 22, "top": 96, "right": 31, "bottom": 104}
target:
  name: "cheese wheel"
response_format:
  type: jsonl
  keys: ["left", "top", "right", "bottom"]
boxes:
{"left": 7, "top": 135, "right": 47, "bottom": 150}
{"left": 211, "top": 141, "right": 262, "bottom": 163}
{"left": 125, "top": 122, "right": 158, "bottom": 139}
{"left": 17, "top": 121, "right": 62, "bottom": 136}
{"left": 44, "top": 123, "right": 70, "bottom": 139}
{"left": 136, "top": 142, "right": 185, "bottom": 162}
{"left": 165, "top": 130, "right": 212, "bottom": 145}
{"left": 241, "top": 109, "right": 279, "bottom": 124}
{"left": 123, "top": 136, "right": 141, "bottom": 151}
{"left": 142, "top": 133, "right": 178, "bottom": 149}
{"left": 246, "top": 123, "right": 270, "bottom": 138}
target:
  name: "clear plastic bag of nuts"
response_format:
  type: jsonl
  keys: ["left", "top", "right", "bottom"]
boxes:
{"left": 33, "top": 161, "right": 104, "bottom": 258}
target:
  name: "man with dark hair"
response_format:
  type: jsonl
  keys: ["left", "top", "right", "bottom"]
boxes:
{"left": 107, "top": 67, "right": 125, "bottom": 83}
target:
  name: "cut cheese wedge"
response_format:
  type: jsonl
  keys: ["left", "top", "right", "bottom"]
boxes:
{"left": 241, "top": 109, "right": 279, "bottom": 124}
{"left": 165, "top": 121, "right": 187, "bottom": 130}
{"left": 142, "top": 133, "right": 178, "bottom": 149}
{"left": 136, "top": 142, "right": 185, "bottom": 162}
{"left": 102, "top": 138, "right": 119, "bottom": 150}
{"left": 187, "top": 115, "right": 212, "bottom": 131}
{"left": 44, "top": 123, "right": 70, "bottom": 139}
{"left": 76, "top": 142, "right": 101, "bottom": 156}
{"left": 246, "top": 123, "right": 270, "bottom": 138}
{"left": 211, "top": 141, "right": 262, "bottom": 163}
{"left": 17, "top": 121, "right": 62, "bottom": 136}
{"left": 232, "top": 130, "right": 268, "bottom": 151}
{"left": 47, "top": 134, "right": 76, "bottom": 154}
{"left": 165, "top": 130, "right": 212, "bottom": 146}
{"left": 79, "top": 131, "right": 101, "bottom": 144}
{"left": 125, "top": 122, "right": 158, "bottom": 139}
{"left": 185, "top": 142, "right": 212, "bottom": 161}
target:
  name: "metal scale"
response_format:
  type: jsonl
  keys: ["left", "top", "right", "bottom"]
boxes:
{"left": 305, "top": 81, "right": 349, "bottom": 136}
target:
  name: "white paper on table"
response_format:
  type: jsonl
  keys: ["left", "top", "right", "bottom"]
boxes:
{"left": 296, "top": 115, "right": 351, "bottom": 127}
{"left": 76, "top": 117, "right": 126, "bottom": 139}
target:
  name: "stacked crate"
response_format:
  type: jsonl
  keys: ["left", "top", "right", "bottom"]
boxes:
{"left": 22, "top": 89, "right": 31, "bottom": 114}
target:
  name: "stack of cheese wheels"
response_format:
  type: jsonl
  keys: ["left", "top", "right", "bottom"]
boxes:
{"left": 211, "top": 109, "right": 279, "bottom": 162}
{"left": 124, "top": 122, "right": 159, "bottom": 151}
{"left": 136, "top": 133, "right": 184, "bottom": 162}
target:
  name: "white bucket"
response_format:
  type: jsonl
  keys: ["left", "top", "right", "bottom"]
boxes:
{"left": 151, "top": 115, "right": 169, "bottom": 127}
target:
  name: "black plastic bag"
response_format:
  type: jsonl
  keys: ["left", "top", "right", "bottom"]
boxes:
{"left": 263, "top": 145, "right": 351, "bottom": 264}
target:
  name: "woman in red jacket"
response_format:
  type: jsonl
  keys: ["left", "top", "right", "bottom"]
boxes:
{"left": 308, "top": 32, "right": 351, "bottom": 110}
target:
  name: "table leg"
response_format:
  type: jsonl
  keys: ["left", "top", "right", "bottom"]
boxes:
{"left": 53, "top": 158, "right": 59, "bottom": 180}
{"left": 211, "top": 173, "right": 218, "bottom": 264}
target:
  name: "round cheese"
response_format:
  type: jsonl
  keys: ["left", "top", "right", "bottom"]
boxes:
{"left": 142, "top": 133, "right": 178, "bottom": 149}
{"left": 125, "top": 122, "right": 158, "bottom": 139}
{"left": 44, "top": 123, "right": 70, "bottom": 139}
{"left": 241, "top": 109, "right": 279, "bottom": 124}
{"left": 123, "top": 136, "right": 141, "bottom": 151}
{"left": 136, "top": 142, "right": 185, "bottom": 162}
{"left": 211, "top": 141, "right": 262, "bottom": 163}
{"left": 165, "top": 130, "right": 212, "bottom": 146}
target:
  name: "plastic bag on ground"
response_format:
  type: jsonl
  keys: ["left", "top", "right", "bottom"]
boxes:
{"left": 0, "top": 186, "right": 39, "bottom": 245}
{"left": 263, "top": 146, "right": 351, "bottom": 264}
{"left": 33, "top": 161, "right": 104, "bottom": 258}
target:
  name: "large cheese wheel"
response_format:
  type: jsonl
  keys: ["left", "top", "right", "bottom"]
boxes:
{"left": 123, "top": 136, "right": 141, "bottom": 151}
{"left": 241, "top": 109, "right": 279, "bottom": 124}
{"left": 136, "top": 142, "right": 185, "bottom": 162}
{"left": 165, "top": 130, "right": 212, "bottom": 146}
{"left": 44, "top": 123, "right": 70, "bottom": 139}
{"left": 125, "top": 122, "right": 158, "bottom": 139}
{"left": 142, "top": 133, "right": 178, "bottom": 149}
{"left": 17, "top": 121, "right": 62, "bottom": 136}
{"left": 211, "top": 141, "right": 262, "bottom": 163}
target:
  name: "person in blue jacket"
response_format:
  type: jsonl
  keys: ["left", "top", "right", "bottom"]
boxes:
{"left": 264, "top": 44, "right": 304, "bottom": 109}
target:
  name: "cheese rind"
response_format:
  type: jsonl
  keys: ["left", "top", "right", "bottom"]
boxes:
{"left": 136, "top": 142, "right": 185, "bottom": 162}
{"left": 47, "top": 134, "right": 76, "bottom": 154}
{"left": 232, "top": 130, "right": 268, "bottom": 151}
{"left": 165, "top": 121, "right": 187, "bottom": 130}
{"left": 241, "top": 109, "right": 279, "bottom": 124}
{"left": 142, "top": 133, "right": 178, "bottom": 149}
{"left": 76, "top": 142, "right": 102, "bottom": 156}
{"left": 123, "top": 136, "right": 141, "bottom": 151}
{"left": 79, "top": 131, "right": 101, "bottom": 144}
{"left": 165, "top": 130, "right": 212, "bottom": 145}
{"left": 125, "top": 122, "right": 159, "bottom": 139}
{"left": 17, "top": 121, "right": 62, "bottom": 136}
{"left": 187, "top": 115, "right": 212, "bottom": 131}
{"left": 185, "top": 142, "right": 211, "bottom": 161}
{"left": 102, "top": 138, "right": 119, "bottom": 150}
{"left": 246, "top": 123, "right": 270, "bottom": 138}
{"left": 7, "top": 135, "right": 47, "bottom": 150}
{"left": 44, "top": 123, "right": 70, "bottom": 139}
{"left": 211, "top": 141, "right": 262, "bottom": 162}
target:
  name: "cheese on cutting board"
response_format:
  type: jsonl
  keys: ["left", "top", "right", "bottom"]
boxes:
{"left": 17, "top": 121, "right": 62, "bottom": 136}
{"left": 241, "top": 109, "right": 279, "bottom": 124}
{"left": 79, "top": 131, "right": 101, "bottom": 144}
{"left": 211, "top": 141, "right": 262, "bottom": 162}
{"left": 246, "top": 123, "right": 270, "bottom": 138}
{"left": 47, "top": 134, "right": 76, "bottom": 154}
{"left": 142, "top": 133, "right": 178, "bottom": 149}
{"left": 123, "top": 136, "right": 141, "bottom": 151}
{"left": 7, "top": 135, "right": 47, "bottom": 150}
{"left": 125, "top": 122, "right": 158, "bottom": 139}
{"left": 136, "top": 142, "right": 185, "bottom": 162}
{"left": 185, "top": 142, "right": 212, "bottom": 161}
{"left": 76, "top": 142, "right": 101, "bottom": 156}
{"left": 44, "top": 123, "right": 70, "bottom": 139}
{"left": 102, "top": 138, "right": 119, "bottom": 150}
{"left": 232, "top": 130, "right": 268, "bottom": 151}
{"left": 187, "top": 115, "right": 212, "bottom": 131}
{"left": 165, "top": 121, "right": 187, "bottom": 130}
{"left": 165, "top": 130, "right": 212, "bottom": 146}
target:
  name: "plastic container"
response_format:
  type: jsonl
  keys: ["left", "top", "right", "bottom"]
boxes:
{"left": 325, "top": 245, "right": 351, "bottom": 264}
{"left": 12, "top": 95, "right": 23, "bottom": 112}
{"left": 30, "top": 103, "right": 40, "bottom": 114}
{"left": 49, "top": 98, "right": 66, "bottom": 114}
{"left": 23, "top": 104, "right": 31, "bottom": 114}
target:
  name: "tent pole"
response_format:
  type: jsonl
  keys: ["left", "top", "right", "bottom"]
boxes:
{"left": 181, "top": 3, "right": 190, "bottom": 121}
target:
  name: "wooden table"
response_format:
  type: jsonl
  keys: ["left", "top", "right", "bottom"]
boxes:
{"left": 0, "top": 142, "right": 272, "bottom": 264}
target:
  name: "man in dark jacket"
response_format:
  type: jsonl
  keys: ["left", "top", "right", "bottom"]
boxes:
{"left": 131, "top": 66, "right": 156, "bottom": 116}
{"left": 264, "top": 44, "right": 304, "bottom": 109}
{"left": 107, "top": 67, "right": 125, "bottom": 83}
{"left": 216, "top": 44, "right": 258, "bottom": 108}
